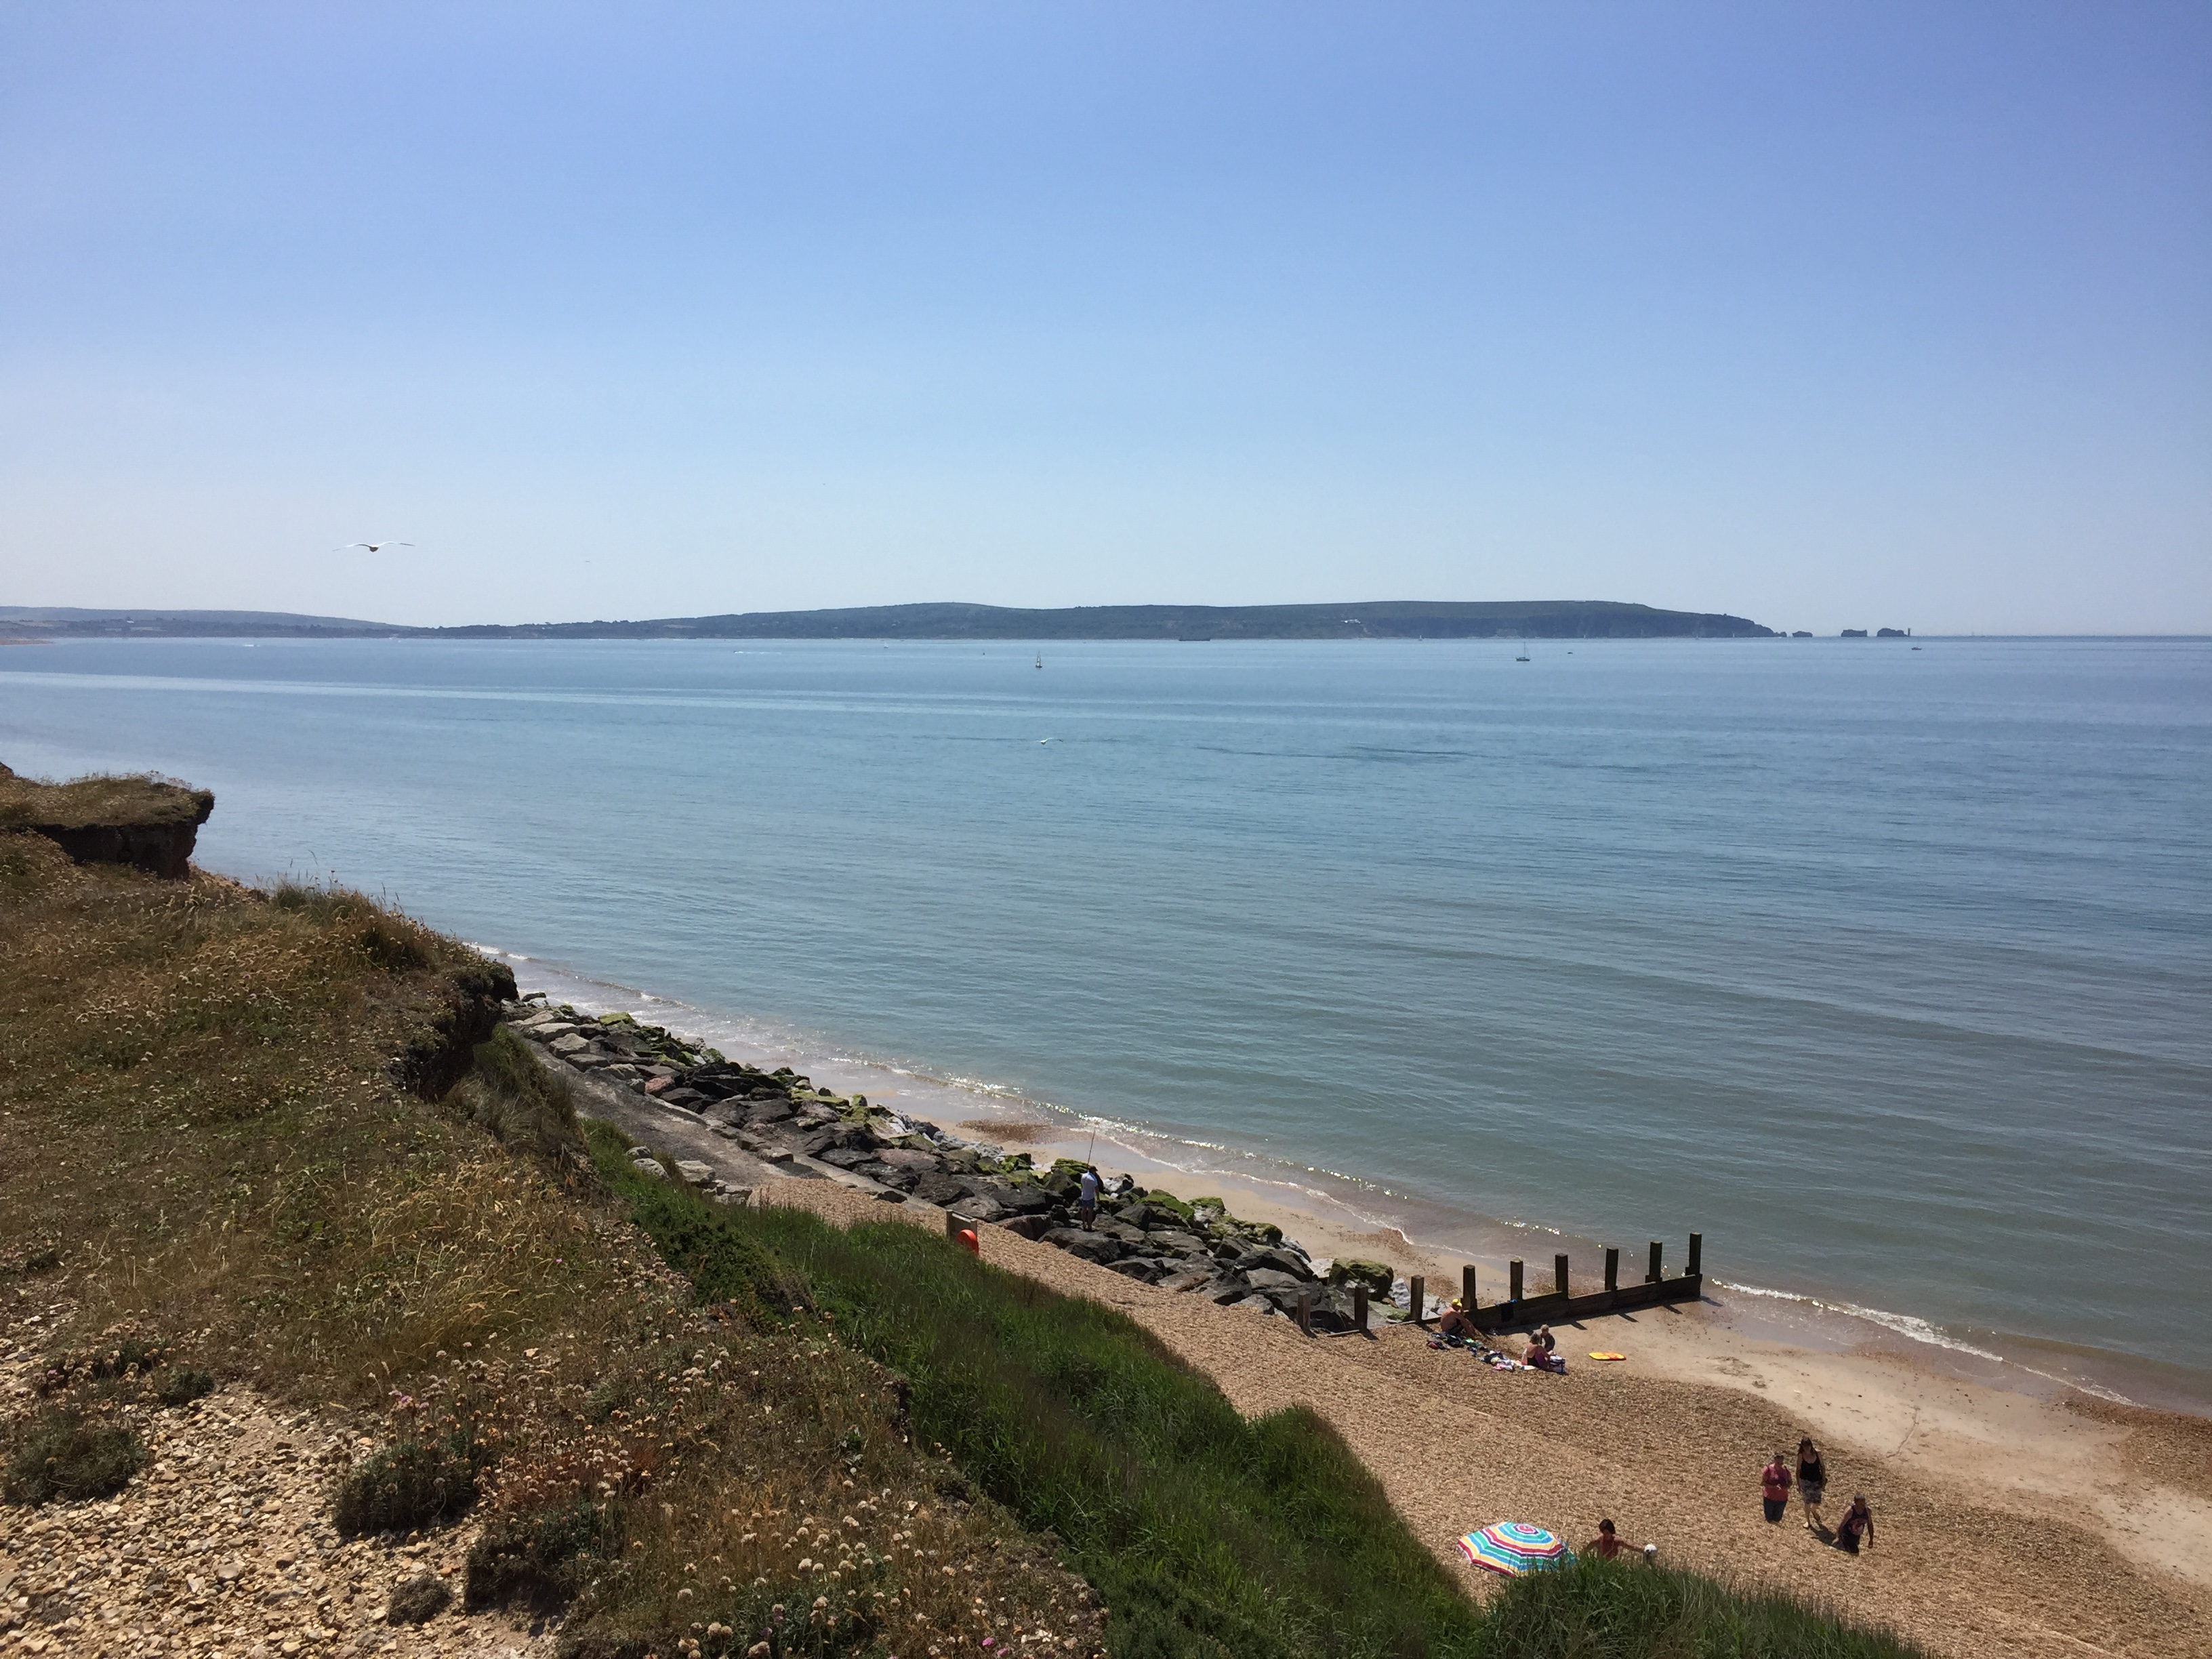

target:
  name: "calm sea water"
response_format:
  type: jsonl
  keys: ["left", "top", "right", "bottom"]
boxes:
{"left": 5, "top": 636, "right": 2207, "bottom": 1386}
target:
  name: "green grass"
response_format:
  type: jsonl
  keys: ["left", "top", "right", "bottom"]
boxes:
{"left": 587, "top": 1122, "right": 1924, "bottom": 1659}
{"left": 590, "top": 1122, "right": 1482, "bottom": 1659}
{"left": 1479, "top": 1557, "right": 1920, "bottom": 1658}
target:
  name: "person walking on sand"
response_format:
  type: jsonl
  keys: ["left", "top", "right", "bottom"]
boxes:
{"left": 1760, "top": 1451, "right": 1794, "bottom": 1523}
{"left": 1834, "top": 1493, "right": 1875, "bottom": 1555}
{"left": 1076, "top": 1166, "right": 1100, "bottom": 1231}
{"left": 1796, "top": 1437, "right": 1828, "bottom": 1533}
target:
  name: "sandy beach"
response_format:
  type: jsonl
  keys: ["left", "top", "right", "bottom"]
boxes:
{"left": 518, "top": 975, "right": 2212, "bottom": 1651}
{"left": 762, "top": 1176, "right": 2212, "bottom": 1659}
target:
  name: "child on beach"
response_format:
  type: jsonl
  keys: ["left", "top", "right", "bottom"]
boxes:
{"left": 1796, "top": 1437, "right": 1828, "bottom": 1532}
{"left": 1834, "top": 1494, "right": 1875, "bottom": 1554}
{"left": 1524, "top": 1326, "right": 1563, "bottom": 1372}
{"left": 1760, "top": 1452, "right": 1794, "bottom": 1522}
{"left": 1585, "top": 1519, "right": 1630, "bottom": 1559}
{"left": 1076, "top": 1167, "right": 1100, "bottom": 1231}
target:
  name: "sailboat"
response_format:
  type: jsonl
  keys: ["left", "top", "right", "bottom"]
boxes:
{"left": 1035, "top": 652, "right": 1043, "bottom": 670}
{"left": 1515, "top": 644, "right": 1530, "bottom": 663}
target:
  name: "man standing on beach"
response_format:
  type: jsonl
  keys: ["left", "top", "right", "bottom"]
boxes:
{"left": 1078, "top": 1166, "right": 1100, "bottom": 1231}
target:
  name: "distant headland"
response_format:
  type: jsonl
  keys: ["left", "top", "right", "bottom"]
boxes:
{"left": 1, "top": 599, "right": 1774, "bottom": 640}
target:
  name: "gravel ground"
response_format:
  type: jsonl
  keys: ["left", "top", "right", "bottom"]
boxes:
{"left": 0, "top": 1368, "right": 547, "bottom": 1659}
{"left": 773, "top": 1183, "right": 2212, "bottom": 1659}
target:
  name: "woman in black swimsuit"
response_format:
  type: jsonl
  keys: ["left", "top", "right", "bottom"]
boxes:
{"left": 1796, "top": 1437, "right": 1828, "bottom": 1533}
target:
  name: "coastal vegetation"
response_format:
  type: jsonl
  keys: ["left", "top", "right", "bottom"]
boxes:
{"left": 0, "top": 782, "right": 1917, "bottom": 1657}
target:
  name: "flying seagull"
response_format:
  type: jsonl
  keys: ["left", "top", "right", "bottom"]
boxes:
{"left": 335, "top": 541, "right": 415, "bottom": 553}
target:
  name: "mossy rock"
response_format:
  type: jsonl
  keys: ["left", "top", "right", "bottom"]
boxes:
{"left": 1328, "top": 1259, "right": 1394, "bottom": 1296}
{"left": 598, "top": 1010, "right": 636, "bottom": 1027}
{"left": 1049, "top": 1156, "right": 1094, "bottom": 1179}
{"left": 1141, "top": 1191, "right": 1195, "bottom": 1222}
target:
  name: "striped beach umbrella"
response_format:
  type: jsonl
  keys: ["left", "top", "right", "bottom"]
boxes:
{"left": 1456, "top": 1521, "right": 1574, "bottom": 1577}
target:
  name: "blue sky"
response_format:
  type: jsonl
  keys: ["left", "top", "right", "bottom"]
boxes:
{"left": 3, "top": 3, "right": 2205, "bottom": 631}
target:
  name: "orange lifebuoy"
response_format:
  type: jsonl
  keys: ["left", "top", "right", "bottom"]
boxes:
{"left": 956, "top": 1228, "right": 979, "bottom": 1256}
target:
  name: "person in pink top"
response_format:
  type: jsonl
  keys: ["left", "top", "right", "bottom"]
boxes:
{"left": 1759, "top": 1452, "right": 1794, "bottom": 1523}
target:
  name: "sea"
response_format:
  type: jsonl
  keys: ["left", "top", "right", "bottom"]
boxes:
{"left": 4, "top": 634, "right": 2207, "bottom": 1406}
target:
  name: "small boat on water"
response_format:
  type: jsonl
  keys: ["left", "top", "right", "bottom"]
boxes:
{"left": 1035, "top": 652, "right": 1043, "bottom": 669}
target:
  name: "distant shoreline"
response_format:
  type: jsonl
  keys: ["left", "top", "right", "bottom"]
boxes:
{"left": 1, "top": 598, "right": 1776, "bottom": 640}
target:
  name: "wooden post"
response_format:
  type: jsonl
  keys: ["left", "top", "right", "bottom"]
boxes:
{"left": 1353, "top": 1284, "right": 1369, "bottom": 1332}
{"left": 1297, "top": 1289, "right": 1313, "bottom": 1336}
{"left": 1604, "top": 1246, "right": 1620, "bottom": 1292}
{"left": 1554, "top": 1254, "right": 1570, "bottom": 1297}
{"left": 1508, "top": 1259, "right": 1523, "bottom": 1303}
{"left": 1688, "top": 1233, "right": 1703, "bottom": 1277}
{"left": 1462, "top": 1264, "right": 1479, "bottom": 1311}
{"left": 1408, "top": 1274, "right": 1427, "bottom": 1326}
{"left": 1647, "top": 1240, "right": 1663, "bottom": 1284}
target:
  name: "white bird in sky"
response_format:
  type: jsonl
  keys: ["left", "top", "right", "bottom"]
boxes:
{"left": 335, "top": 541, "right": 414, "bottom": 553}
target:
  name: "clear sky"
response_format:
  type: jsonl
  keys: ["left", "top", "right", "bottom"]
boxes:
{"left": 3, "top": 3, "right": 2206, "bottom": 632}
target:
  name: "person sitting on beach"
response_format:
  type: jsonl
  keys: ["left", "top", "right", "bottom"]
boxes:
{"left": 1439, "top": 1298, "right": 1481, "bottom": 1340}
{"left": 1524, "top": 1326, "right": 1562, "bottom": 1371}
{"left": 1076, "top": 1166, "right": 1101, "bottom": 1231}
{"left": 1584, "top": 1518, "right": 1633, "bottom": 1560}
{"left": 1834, "top": 1493, "right": 1875, "bottom": 1555}
{"left": 1796, "top": 1437, "right": 1828, "bottom": 1533}
{"left": 1760, "top": 1452, "right": 1794, "bottom": 1523}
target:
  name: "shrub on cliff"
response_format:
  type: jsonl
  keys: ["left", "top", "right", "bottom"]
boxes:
{"left": 155, "top": 1366, "right": 216, "bottom": 1407}
{"left": 333, "top": 1425, "right": 495, "bottom": 1536}
{"left": 464, "top": 1496, "right": 623, "bottom": 1611}
{"left": 450, "top": 1025, "right": 595, "bottom": 1183}
{"left": 3, "top": 1408, "right": 144, "bottom": 1505}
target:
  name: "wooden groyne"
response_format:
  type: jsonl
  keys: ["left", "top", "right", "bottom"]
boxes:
{"left": 1430, "top": 1233, "right": 1704, "bottom": 1333}
{"left": 1285, "top": 1235, "right": 1706, "bottom": 1338}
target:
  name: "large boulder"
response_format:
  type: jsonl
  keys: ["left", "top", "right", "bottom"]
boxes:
{"left": 874, "top": 1147, "right": 943, "bottom": 1174}
{"left": 909, "top": 1172, "right": 970, "bottom": 1208}
{"left": 1110, "top": 1257, "right": 1174, "bottom": 1284}
{"left": 991, "top": 1183, "right": 1057, "bottom": 1217}
{"left": 1328, "top": 1258, "right": 1395, "bottom": 1297}
{"left": 1249, "top": 1246, "right": 1317, "bottom": 1282}
{"left": 997, "top": 1214, "right": 1054, "bottom": 1241}
{"left": 1042, "top": 1228, "right": 1124, "bottom": 1265}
